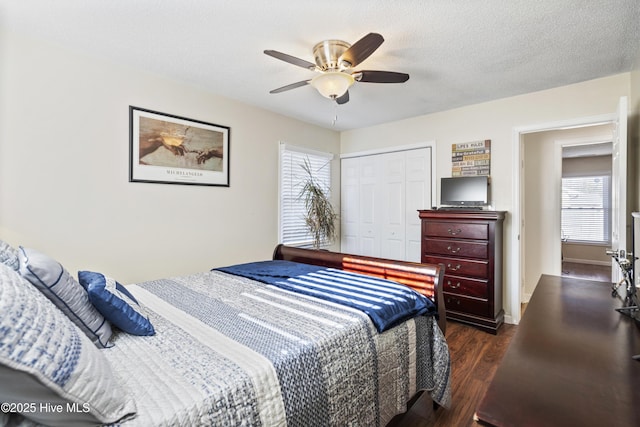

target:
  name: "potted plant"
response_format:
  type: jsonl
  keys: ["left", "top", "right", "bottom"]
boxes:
{"left": 299, "top": 157, "right": 338, "bottom": 249}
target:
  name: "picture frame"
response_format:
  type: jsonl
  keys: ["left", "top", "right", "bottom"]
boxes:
{"left": 129, "top": 106, "right": 230, "bottom": 186}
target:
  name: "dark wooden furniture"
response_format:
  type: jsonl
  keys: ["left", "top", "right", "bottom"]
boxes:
{"left": 273, "top": 244, "right": 446, "bottom": 335}
{"left": 475, "top": 274, "right": 640, "bottom": 427}
{"left": 419, "top": 210, "right": 505, "bottom": 334}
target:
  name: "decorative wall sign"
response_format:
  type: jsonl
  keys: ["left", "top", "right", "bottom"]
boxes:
{"left": 451, "top": 139, "right": 491, "bottom": 176}
{"left": 129, "top": 106, "right": 230, "bottom": 186}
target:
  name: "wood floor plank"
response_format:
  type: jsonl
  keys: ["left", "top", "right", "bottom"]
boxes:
{"left": 473, "top": 325, "right": 516, "bottom": 384}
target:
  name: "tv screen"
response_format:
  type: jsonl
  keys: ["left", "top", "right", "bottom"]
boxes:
{"left": 440, "top": 176, "right": 489, "bottom": 207}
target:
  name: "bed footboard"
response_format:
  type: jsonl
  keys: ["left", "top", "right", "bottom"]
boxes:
{"left": 272, "top": 244, "right": 446, "bottom": 335}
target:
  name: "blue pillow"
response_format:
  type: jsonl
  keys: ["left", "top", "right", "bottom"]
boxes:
{"left": 78, "top": 271, "right": 155, "bottom": 336}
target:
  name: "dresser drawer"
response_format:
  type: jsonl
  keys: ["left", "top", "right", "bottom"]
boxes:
{"left": 444, "top": 292, "right": 489, "bottom": 318}
{"left": 423, "top": 255, "right": 489, "bottom": 279}
{"left": 424, "top": 238, "right": 488, "bottom": 259}
{"left": 443, "top": 275, "right": 488, "bottom": 299}
{"left": 424, "top": 221, "right": 489, "bottom": 240}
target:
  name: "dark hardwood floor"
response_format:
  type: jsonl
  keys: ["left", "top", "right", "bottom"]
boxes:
{"left": 561, "top": 261, "right": 611, "bottom": 282}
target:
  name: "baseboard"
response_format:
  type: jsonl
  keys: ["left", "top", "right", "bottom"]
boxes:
{"left": 563, "top": 257, "right": 611, "bottom": 267}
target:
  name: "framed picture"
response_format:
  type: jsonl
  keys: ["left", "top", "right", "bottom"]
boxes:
{"left": 129, "top": 106, "right": 230, "bottom": 186}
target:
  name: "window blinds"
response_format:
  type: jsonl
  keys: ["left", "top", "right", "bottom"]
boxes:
{"left": 561, "top": 175, "right": 611, "bottom": 243}
{"left": 279, "top": 144, "right": 333, "bottom": 247}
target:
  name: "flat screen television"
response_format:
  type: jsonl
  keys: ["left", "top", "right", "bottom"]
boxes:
{"left": 440, "top": 176, "right": 490, "bottom": 207}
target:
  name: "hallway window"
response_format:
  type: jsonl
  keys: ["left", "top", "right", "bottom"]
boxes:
{"left": 561, "top": 175, "right": 611, "bottom": 243}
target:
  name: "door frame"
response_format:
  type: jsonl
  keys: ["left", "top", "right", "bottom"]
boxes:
{"left": 511, "top": 113, "right": 616, "bottom": 324}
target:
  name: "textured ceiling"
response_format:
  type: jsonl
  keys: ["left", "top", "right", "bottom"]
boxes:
{"left": 1, "top": 0, "right": 639, "bottom": 131}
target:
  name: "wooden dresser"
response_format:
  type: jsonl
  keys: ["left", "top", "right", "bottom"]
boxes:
{"left": 418, "top": 210, "right": 505, "bottom": 334}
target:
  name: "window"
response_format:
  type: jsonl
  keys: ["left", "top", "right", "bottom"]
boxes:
{"left": 561, "top": 175, "right": 611, "bottom": 243}
{"left": 279, "top": 143, "right": 333, "bottom": 247}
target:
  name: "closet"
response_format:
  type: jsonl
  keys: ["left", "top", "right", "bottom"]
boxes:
{"left": 341, "top": 146, "right": 433, "bottom": 262}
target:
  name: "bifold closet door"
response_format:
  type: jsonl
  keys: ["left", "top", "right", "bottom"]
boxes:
{"left": 341, "top": 154, "right": 380, "bottom": 257}
{"left": 380, "top": 151, "right": 406, "bottom": 261}
{"left": 341, "top": 147, "right": 431, "bottom": 262}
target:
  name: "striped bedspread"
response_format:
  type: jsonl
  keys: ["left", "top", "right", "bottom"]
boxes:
{"left": 104, "top": 269, "right": 450, "bottom": 426}
{"left": 215, "top": 260, "right": 437, "bottom": 332}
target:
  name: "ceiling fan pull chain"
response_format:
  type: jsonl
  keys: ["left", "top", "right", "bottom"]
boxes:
{"left": 332, "top": 103, "right": 338, "bottom": 126}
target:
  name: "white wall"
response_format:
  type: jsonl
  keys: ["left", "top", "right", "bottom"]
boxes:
{"left": 341, "top": 73, "right": 636, "bottom": 323}
{"left": 0, "top": 30, "right": 340, "bottom": 283}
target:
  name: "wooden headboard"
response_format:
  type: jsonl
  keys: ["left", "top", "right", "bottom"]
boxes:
{"left": 272, "top": 244, "right": 446, "bottom": 335}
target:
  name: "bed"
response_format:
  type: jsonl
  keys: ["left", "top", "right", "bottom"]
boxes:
{"left": 0, "top": 242, "right": 451, "bottom": 427}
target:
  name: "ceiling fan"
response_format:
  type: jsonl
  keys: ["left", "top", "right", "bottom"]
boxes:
{"left": 264, "top": 33, "right": 409, "bottom": 105}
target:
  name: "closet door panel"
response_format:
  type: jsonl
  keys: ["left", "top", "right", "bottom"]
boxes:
{"left": 358, "top": 155, "right": 380, "bottom": 257}
{"left": 340, "top": 157, "right": 360, "bottom": 254}
{"left": 381, "top": 152, "right": 406, "bottom": 260}
{"left": 405, "top": 148, "right": 431, "bottom": 262}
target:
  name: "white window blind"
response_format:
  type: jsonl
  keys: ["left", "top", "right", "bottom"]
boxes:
{"left": 561, "top": 175, "right": 611, "bottom": 243}
{"left": 279, "top": 144, "right": 333, "bottom": 247}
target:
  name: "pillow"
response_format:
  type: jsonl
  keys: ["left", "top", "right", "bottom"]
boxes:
{"left": 0, "top": 263, "right": 136, "bottom": 426}
{"left": 0, "top": 239, "right": 19, "bottom": 270}
{"left": 18, "top": 247, "right": 112, "bottom": 348}
{"left": 78, "top": 271, "right": 155, "bottom": 336}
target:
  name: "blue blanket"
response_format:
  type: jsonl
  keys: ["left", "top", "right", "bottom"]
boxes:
{"left": 215, "top": 260, "right": 436, "bottom": 332}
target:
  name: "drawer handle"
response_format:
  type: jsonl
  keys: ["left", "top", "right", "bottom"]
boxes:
{"left": 447, "top": 245, "right": 461, "bottom": 254}
{"left": 446, "top": 297, "right": 461, "bottom": 306}
{"left": 447, "top": 280, "right": 461, "bottom": 289}
{"left": 446, "top": 263, "right": 462, "bottom": 272}
{"left": 447, "top": 228, "right": 462, "bottom": 236}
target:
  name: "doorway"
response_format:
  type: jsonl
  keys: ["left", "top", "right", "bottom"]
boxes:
{"left": 521, "top": 125, "right": 614, "bottom": 301}
{"left": 510, "top": 97, "right": 628, "bottom": 325}
{"left": 559, "top": 140, "right": 613, "bottom": 282}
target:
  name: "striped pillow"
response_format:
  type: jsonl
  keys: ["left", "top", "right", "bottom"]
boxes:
{"left": 18, "top": 247, "right": 112, "bottom": 348}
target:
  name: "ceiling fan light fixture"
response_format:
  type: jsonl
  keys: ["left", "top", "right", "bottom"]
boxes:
{"left": 266, "top": 33, "right": 407, "bottom": 105}
{"left": 310, "top": 72, "right": 354, "bottom": 99}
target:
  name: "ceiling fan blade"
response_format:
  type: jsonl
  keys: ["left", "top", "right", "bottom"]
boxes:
{"left": 355, "top": 70, "right": 410, "bottom": 83}
{"left": 269, "top": 80, "right": 310, "bottom": 94}
{"left": 264, "top": 50, "right": 316, "bottom": 70}
{"left": 335, "top": 91, "right": 349, "bottom": 105}
{"left": 340, "top": 33, "right": 384, "bottom": 68}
